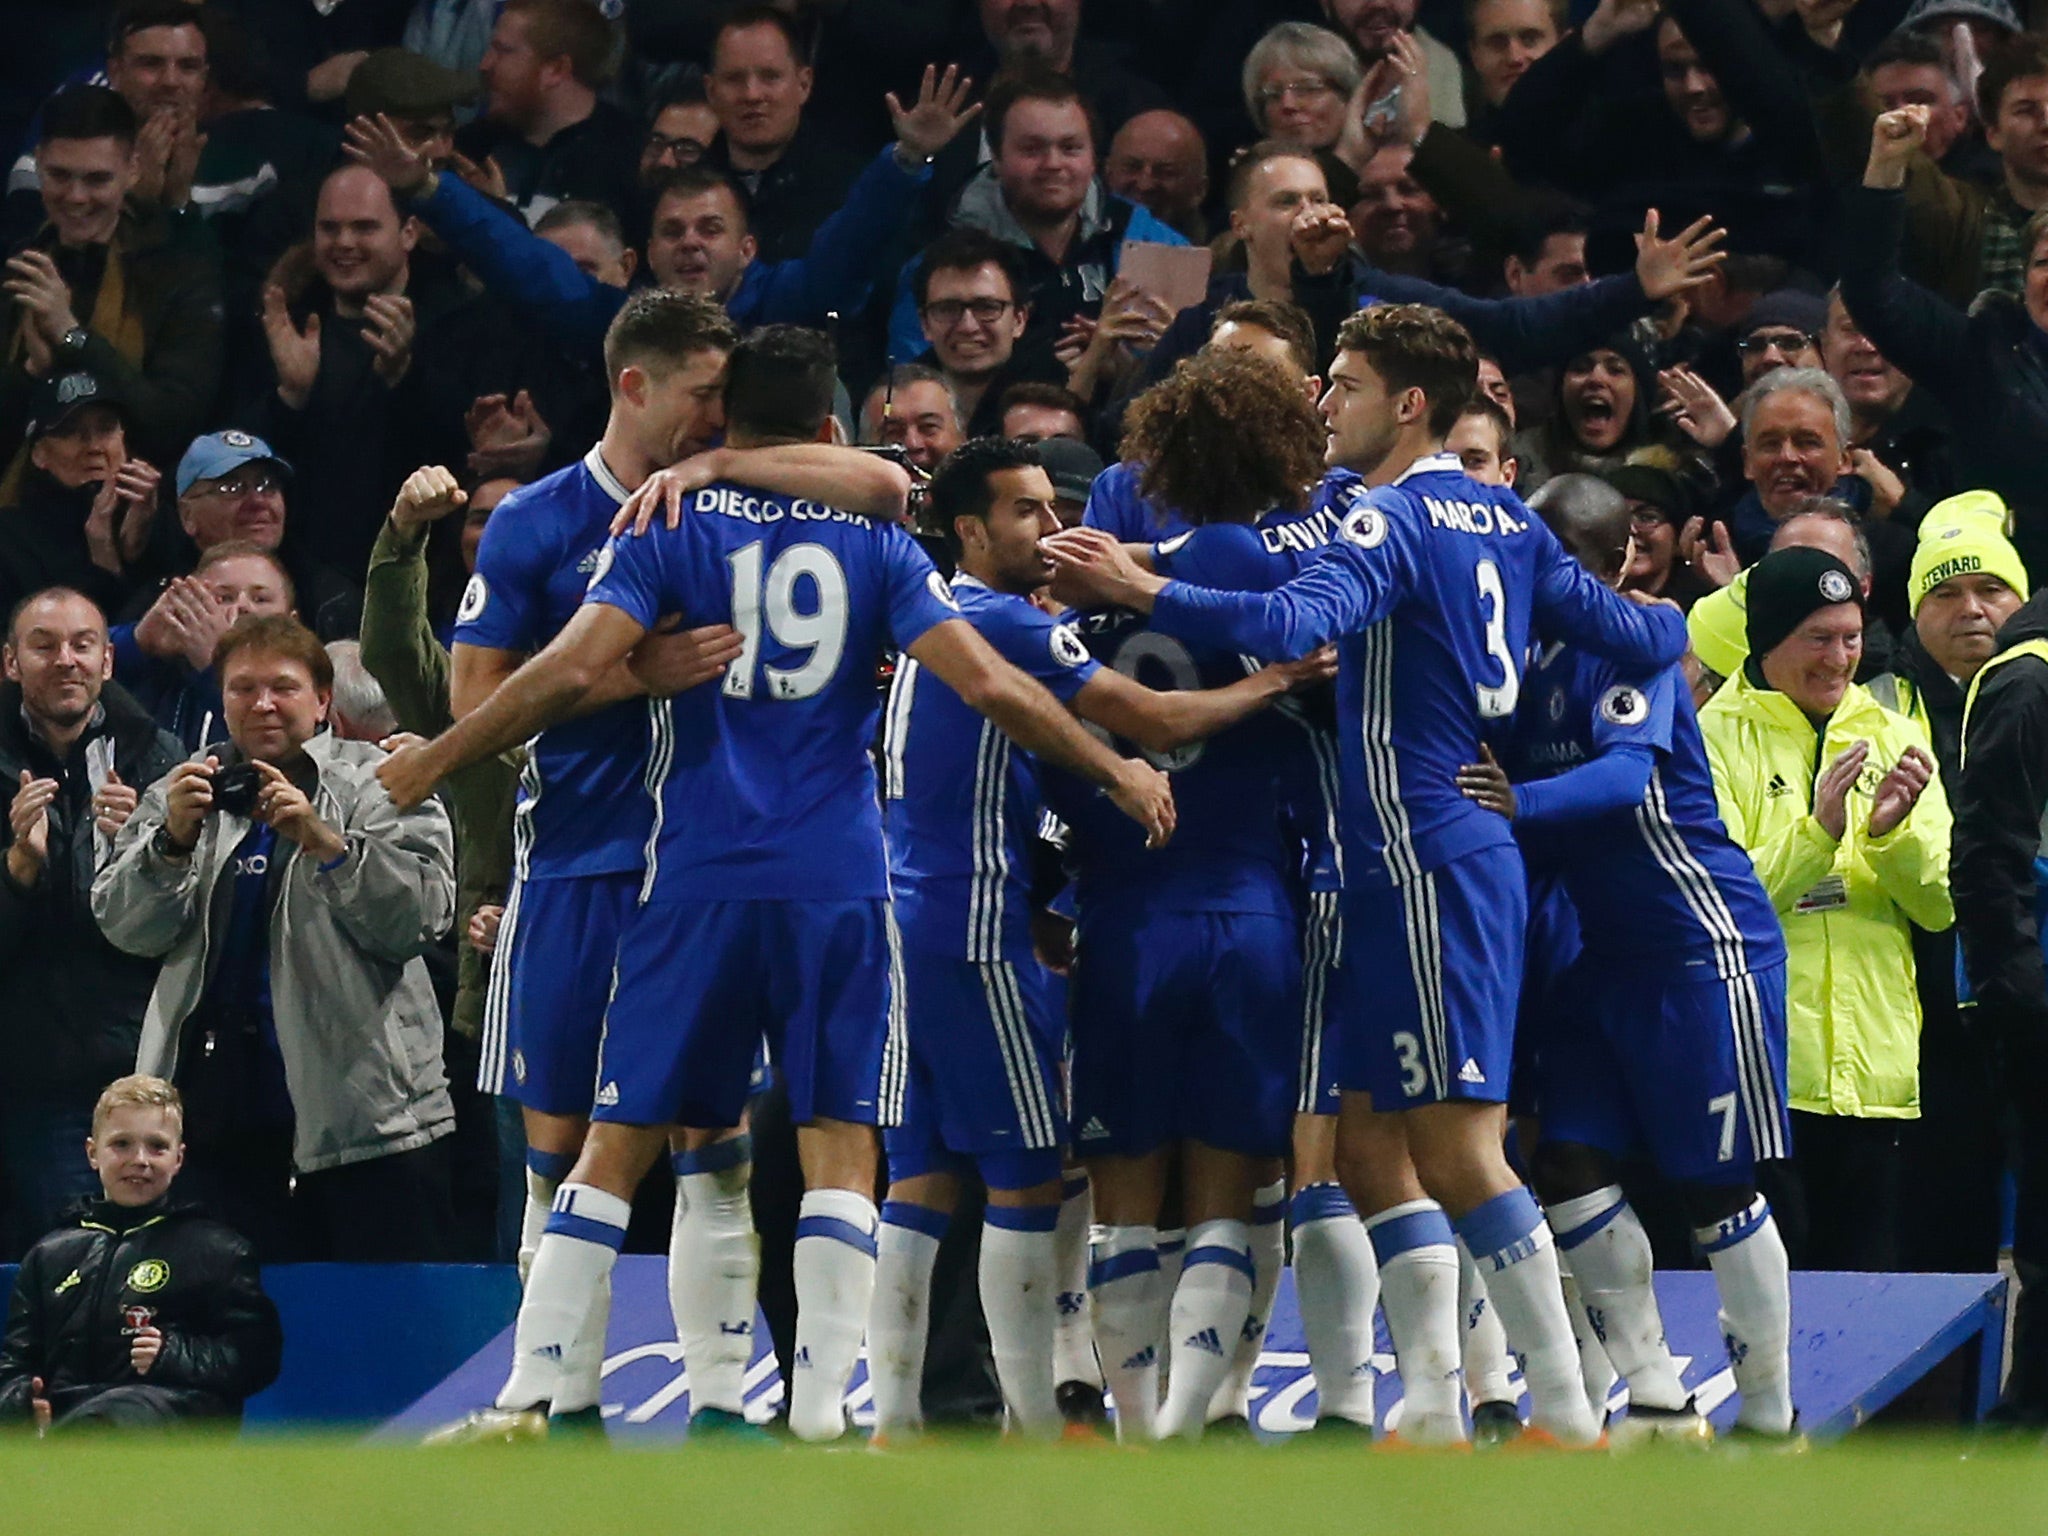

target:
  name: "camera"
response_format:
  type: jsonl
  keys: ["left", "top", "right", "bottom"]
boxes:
{"left": 855, "top": 442, "right": 931, "bottom": 528}
{"left": 210, "top": 762, "right": 261, "bottom": 817}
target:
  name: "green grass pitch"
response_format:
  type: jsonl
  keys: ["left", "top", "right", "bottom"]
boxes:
{"left": 4, "top": 1433, "right": 2045, "bottom": 1534}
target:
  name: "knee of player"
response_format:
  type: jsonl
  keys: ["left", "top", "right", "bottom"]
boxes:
{"left": 1528, "top": 1140, "right": 1615, "bottom": 1206}
{"left": 885, "top": 1171, "right": 962, "bottom": 1215}
{"left": 1679, "top": 1180, "right": 1760, "bottom": 1232}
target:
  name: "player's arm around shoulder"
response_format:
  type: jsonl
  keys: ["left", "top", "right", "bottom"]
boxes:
{"left": 1530, "top": 515, "right": 1688, "bottom": 668}
{"left": 1074, "top": 644, "right": 1336, "bottom": 755}
{"left": 612, "top": 447, "right": 912, "bottom": 535}
{"left": 905, "top": 618, "right": 1176, "bottom": 848}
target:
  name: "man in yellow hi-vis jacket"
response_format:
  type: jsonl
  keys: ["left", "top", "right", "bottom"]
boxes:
{"left": 1701, "top": 547, "right": 1953, "bottom": 1270}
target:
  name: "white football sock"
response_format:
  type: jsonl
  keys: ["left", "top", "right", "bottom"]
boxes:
{"left": 517, "top": 1149, "right": 574, "bottom": 1286}
{"left": 1557, "top": 1254, "right": 1618, "bottom": 1417}
{"left": 789, "top": 1189, "right": 879, "bottom": 1442}
{"left": 1052, "top": 1174, "right": 1101, "bottom": 1391}
{"left": 1457, "top": 1238, "right": 1516, "bottom": 1409}
{"left": 1697, "top": 1196, "right": 1793, "bottom": 1434}
{"left": 554, "top": 1268, "right": 612, "bottom": 1414}
{"left": 982, "top": 1204, "right": 1062, "bottom": 1439}
{"left": 1157, "top": 1219, "right": 1254, "bottom": 1440}
{"left": 1209, "top": 1181, "right": 1286, "bottom": 1423}
{"left": 1456, "top": 1189, "right": 1599, "bottom": 1446}
{"left": 498, "top": 1183, "right": 629, "bottom": 1413}
{"left": 1549, "top": 1186, "right": 1688, "bottom": 1413}
{"left": 1089, "top": 1224, "right": 1167, "bottom": 1443}
{"left": 869, "top": 1201, "right": 946, "bottom": 1436}
{"left": 1155, "top": 1227, "right": 1186, "bottom": 1390}
{"left": 669, "top": 1139, "right": 759, "bottom": 1417}
{"left": 1290, "top": 1183, "right": 1379, "bottom": 1426}
{"left": 1365, "top": 1199, "right": 1465, "bottom": 1443}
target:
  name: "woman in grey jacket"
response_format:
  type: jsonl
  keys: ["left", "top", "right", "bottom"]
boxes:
{"left": 90, "top": 614, "right": 458, "bottom": 1261}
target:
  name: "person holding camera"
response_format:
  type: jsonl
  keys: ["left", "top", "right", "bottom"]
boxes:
{"left": 0, "top": 1075, "right": 281, "bottom": 1433}
{"left": 91, "top": 614, "right": 459, "bottom": 1262}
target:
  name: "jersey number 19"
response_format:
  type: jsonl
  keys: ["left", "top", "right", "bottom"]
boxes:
{"left": 724, "top": 541, "right": 850, "bottom": 701}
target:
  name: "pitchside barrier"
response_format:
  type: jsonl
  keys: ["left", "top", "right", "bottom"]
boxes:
{"left": 0, "top": 1262, "right": 2006, "bottom": 1436}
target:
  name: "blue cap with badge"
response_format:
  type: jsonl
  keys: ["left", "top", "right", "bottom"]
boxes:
{"left": 175, "top": 430, "right": 294, "bottom": 497}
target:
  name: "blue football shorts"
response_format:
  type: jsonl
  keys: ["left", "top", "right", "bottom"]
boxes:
{"left": 1339, "top": 844, "right": 1526, "bottom": 1108}
{"left": 594, "top": 898, "right": 892, "bottom": 1129}
{"left": 1068, "top": 904, "right": 1300, "bottom": 1159}
{"left": 478, "top": 870, "right": 638, "bottom": 1117}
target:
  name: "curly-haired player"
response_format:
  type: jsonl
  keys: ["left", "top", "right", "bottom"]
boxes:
{"left": 1048, "top": 304, "right": 1689, "bottom": 1447}
{"left": 1037, "top": 344, "right": 1363, "bottom": 1441}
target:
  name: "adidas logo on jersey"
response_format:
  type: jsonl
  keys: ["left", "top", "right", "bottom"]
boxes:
{"left": 1120, "top": 1346, "right": 1156, "bottom": 1370}
{"left": 1766, "top": 772, "right": 1794, "bottom": 798}
{"left": 1458, "top": 1058, "right": 1486, "bottom": 1085}
{"left": 793, "top": 1347, "right": 812, "bottom": 1369}
{"left": 1057, "top": 1291, "right": 1087, "bottom": 1317}
{"left": 1078, "top": 1117, "right": 1110, "bottom": 1141}
{"left": 1239, "top": 1316, "right": 1266, "bottom": 1342}
{"left": 535, "top": 1343, "right": 563, "bottom": 1362}
{"left": 719, "top": 1320, "right": 751, "bottom": 1336}
{"left": 594, "top": 1081, "right": 620, "bottom": 1107}
{"left": 1184, "top": 1327, "right": 1226, "bottom": 1357}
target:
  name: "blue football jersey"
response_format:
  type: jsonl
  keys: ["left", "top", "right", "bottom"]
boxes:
{"left": 1150, "top": 452, "right": 1690, "bottom": 884}
{"left": 583, "top": 480, "right": 962, "bottom": 903}
{"left": 455, "top": 447, "right": 655, "bottom": 882}
{"left": 1160, "top": 509, "right": 1349, "bottom": 903}
{"left": 883, "top": 575, "right": 1100, "bottom": 959}
{"left": 1081, "top": 460, "right": 1185, "bottom": 543}
{"left": 1044, "top": 508, "right": 1334, "bottom": 915}
{"left": 1506, "top": 647, "right": 1786, "bottom": 978}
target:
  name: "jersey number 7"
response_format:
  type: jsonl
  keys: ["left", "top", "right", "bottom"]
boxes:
{"left": 724, "top": 540, "right": 850, "bottom": 701}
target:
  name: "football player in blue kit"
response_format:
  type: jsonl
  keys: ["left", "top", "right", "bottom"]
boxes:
{"left": 1037, "top": 345, "right": 1351, "bottom": 1442}
{"left": 1086, "top": 302, "right": 1382, "bottom": 1435}
{"left": 381, "top": 325, "right": 1175, "bottom": 1444}
{"left": 1047, "top": 304, "right": 1689, "bottom": 1447}
{"left": 426, "top": 292, "right": 913, "bottom": 1440}
{"left": 1456, "top": 475, "right": 1795, "bottom": 1441}
{"left": 868, "top": 435, "right": 1329, "bottom": 1441}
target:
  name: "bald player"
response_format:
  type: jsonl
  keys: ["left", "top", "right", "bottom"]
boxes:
{"left": 1457, "top": 474, "right": 1796, "bottom": 1442}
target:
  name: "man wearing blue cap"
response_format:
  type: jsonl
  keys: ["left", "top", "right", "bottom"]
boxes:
{"left": 111, "top": 430, "right": 357, "bottom": 751}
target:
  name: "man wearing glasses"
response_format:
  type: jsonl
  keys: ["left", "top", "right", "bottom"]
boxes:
{"left": 111, "top": 431, "right": 359, "bottom": 749}
{"left": 639, "top": 90, "right": 720, "bottom": 186}
{"left": 910, "top": 229, "right": 1070, "bottom": 438}
{"left": 1732, "top": 291, "right": 1825, "bottom": 389}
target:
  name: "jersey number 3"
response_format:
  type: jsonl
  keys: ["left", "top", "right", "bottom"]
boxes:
{"left": 1474, "top": 559, "right": 1520, "bottom": 719}
{"left": 725, "top": 541, "right": 850, "bottom": 701}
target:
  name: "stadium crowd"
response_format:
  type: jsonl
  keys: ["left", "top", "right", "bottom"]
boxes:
{"left": 3, "top": 0, "right": 2048, "bottom": 1441}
